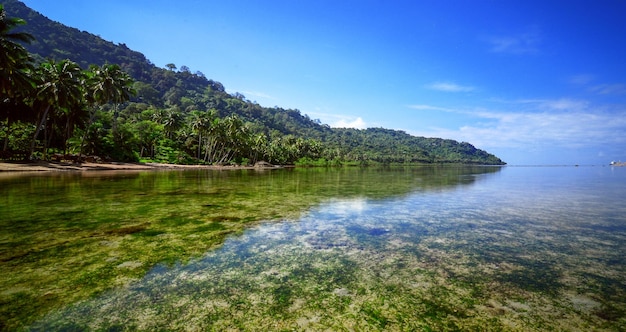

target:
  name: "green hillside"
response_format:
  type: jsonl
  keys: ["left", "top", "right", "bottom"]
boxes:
{"left": 1, "top": 0, "right": 505, "bottom": 165}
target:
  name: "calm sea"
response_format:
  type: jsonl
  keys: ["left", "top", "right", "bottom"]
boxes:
{"left": 3, "top": 166, "right": 624, "bottom": 331}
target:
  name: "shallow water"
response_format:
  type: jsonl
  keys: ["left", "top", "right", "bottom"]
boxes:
{"left": 2, "top": 166, "right": 625, "bottom": 330}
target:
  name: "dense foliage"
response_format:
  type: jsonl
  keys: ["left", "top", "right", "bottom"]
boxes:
{"left": 1, "top": 0, "right": 505, "bottom": 165}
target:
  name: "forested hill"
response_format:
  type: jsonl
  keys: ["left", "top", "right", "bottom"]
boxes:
{"left": 4, "top": 0, "right": 157, "bottom": 83}
{"left": 2, "top": 0, "right": 505, "bottom": 165}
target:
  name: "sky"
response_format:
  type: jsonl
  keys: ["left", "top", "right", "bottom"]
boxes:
{"left": 20, "top": 0, "right": 626, "bottom": 165}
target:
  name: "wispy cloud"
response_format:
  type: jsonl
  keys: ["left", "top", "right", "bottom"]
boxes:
{"left": 425, "top": 82, "right": 475, "bottom": 92}
{"left": 239, "top": 90, "right": 276, "bottom": 100}
{"left": 408, "top": 100, "right": 626, "bottom": 151}
{"left": 567, "top": 75, "right": 626, "bottom": 96}
{"left": 407, "top": 104, "right": 455, "bottom": 112}
{"left": 589, "top": 83, "right": 626, "bottom": 95}
{"left": 514, "top": 98, "right": 590, "bottom": 112}
{"left": 568, "top": 74, "right": 595, "bottom": 85}
{"left": 485, "top": 28, "right": 542, "bottom": 54}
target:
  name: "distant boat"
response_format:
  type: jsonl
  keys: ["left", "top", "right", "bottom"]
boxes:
{"left": 610, "top": 161, "right": 625, "bottom": 166}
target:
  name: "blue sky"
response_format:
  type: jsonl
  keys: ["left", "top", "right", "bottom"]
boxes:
{"left": 20, "top": 0, "right": 626, "bottom": 165}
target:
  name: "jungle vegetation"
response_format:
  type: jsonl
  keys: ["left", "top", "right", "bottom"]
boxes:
{"left": 1, "top": 1, "right": 505, "bottom": 165}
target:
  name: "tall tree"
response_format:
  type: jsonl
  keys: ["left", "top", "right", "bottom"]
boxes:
{"left": 188, "top": 109, "right": 215, "bottom": 159}
{"left": 0, "top": 4, "right": 35, "bottom": 152}
{"left": 80, "top": 64, "right": 135, "bottom": 155}
{"left": 87, "top": 63, "right": 135, "bottom": 125}
{"left": 29, "top": 59, "right": 84, "bottom": 159}
{"left": 87, "top": 64, "right": 135, "bottom": 106}
{"left": 153, "top": 107, "right": 182, "bottom": 139}
{"left": 0, "top": 4, "right": 34, "bottom": 100}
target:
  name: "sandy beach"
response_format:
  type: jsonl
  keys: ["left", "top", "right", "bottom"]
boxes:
{"left": 0, "top": 161, "right": 281, "bottom": 173}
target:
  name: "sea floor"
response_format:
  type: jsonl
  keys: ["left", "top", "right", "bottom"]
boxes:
{"left": 28, "top": 195, "right": 626, "bottom": 331}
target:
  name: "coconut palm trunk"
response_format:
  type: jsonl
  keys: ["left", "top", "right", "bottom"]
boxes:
{"left": 28, "top": 105, "right": 50, "bottom": 159}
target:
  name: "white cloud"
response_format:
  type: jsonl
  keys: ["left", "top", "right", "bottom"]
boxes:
{"left": 332, "top": 116, "right": 367, "bottom": 129}
{"left": 308, "top": 110, "right": 368, "bottom": 129}
{"left": 426, "top": 82, "right": 475, "bottom": 92}
{"left": 567, "top": 74, "right": 626, "bottom": 95}
{"left": 589, "top": 83, "right": 626, "bottom": 95}
{"left": 568, "top": 74, "right": 595, "bottom": 85}
{"left": 485, "top": 28, "right": 542, "bottom": 54}
{"left": 239, "top": 90, "right": 276, "bottom": 100}
{"left": 567, "top": 75, "right": 626, "bottom": 95}
{"left": 407, "top": 104, "right": 454, "bottom": 112}
{"left": 408, "top": 100, "right": 626, "bottom": 152}
{"left": 515, "top": 98, "right": 590, "bottom": 112}
{"left": 541, "top": 98, "right": 589, "bottom": 111}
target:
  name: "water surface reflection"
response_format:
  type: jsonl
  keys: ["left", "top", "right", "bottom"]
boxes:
{"left": 20, "top": 167, "right": 626, "bottom": 330}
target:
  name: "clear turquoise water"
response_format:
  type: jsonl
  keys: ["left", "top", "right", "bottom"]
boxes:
{"left": 3, "top": 166, "right": 625, "bottom": 330}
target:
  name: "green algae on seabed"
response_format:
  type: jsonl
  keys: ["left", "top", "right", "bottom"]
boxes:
{"left": 0, "top": 166, "right": 495, "bottom": 330}
{"left": 26, "top": 187, "right": 626, "bottom": 330}
{"left": 3, "top": 166, "right": 626, "bottom": 331}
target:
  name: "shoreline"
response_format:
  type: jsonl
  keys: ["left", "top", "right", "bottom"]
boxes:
{"left": 1, "top": 161, "right": 620, "bottom": 173}
{"left": 0, "top": 161, "right": 283, "bottom": 173}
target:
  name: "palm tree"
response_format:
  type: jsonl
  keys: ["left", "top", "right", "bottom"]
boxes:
{"left": 0, "top": 4, "right": 35, "bottom": 100}
{"left": 86, "top": 64, "right": 135, "bottom": 107}
{"left": 188, "top": 109, "right": 215, "bottom": 160}
{"left": 1, "top": 5, "right": 35, "bottom": 153}
{"left": 80, "top": 64, "right": 135, "bottom": 155}
{"left": 134, "top": 120, "right": 163, "bottom": 159}
{"left": 204, "top": 116, "right": 221, "bottom": 163}
{"left": 159, "top": 107, "right": 182, "bottom": 139}
{"left": 217, "top": 114, "right": 254, "bottom": 164}
{"left": 58, "top": 94, "right": 89, "bottom": 154}
{"left": 251, "top": 133, "right": 268, "bottom": 164}
{"left": 29, "top": 59, "right": 84, "bottom": 159}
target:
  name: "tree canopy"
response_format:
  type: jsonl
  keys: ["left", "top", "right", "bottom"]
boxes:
{"left": 0, "top": 0, "right": 505, "bottom": 165}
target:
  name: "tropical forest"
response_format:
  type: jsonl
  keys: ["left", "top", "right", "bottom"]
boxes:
{"left": 0, "top": 0, "right": 505, "bottom": 166}
{"left": 5, "top": 3, "right": 626, "bottom": 332}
